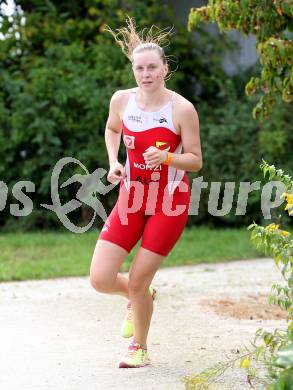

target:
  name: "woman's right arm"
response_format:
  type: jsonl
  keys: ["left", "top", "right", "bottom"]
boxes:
{"left": 105, "top": 91, "right": 126, "bottom": 184}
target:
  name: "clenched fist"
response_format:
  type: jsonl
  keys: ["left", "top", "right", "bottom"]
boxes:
{"left": 107, "top": 161, "right": 126, "bottom": 184}
{"left": 142, "top": 146, "right": 167, "bottom": 169}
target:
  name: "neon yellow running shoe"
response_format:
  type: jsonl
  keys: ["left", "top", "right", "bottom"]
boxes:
{"left": 120, "top": 287, "right": 156, "bottom": 338}
{"left": 119, "top": 342, "right": 150, "bottom": 368}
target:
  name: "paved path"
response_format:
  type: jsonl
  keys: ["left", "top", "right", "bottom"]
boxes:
{"left": 0, "top": 258, "right": 286, "bottom": 390}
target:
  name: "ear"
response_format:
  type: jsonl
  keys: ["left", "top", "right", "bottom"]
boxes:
{"left": 163, "top": 64, "right": 168, "bottom": 78}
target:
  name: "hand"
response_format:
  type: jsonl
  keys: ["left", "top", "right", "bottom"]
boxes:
{"left": 107, "top": 161, "right": 125, "bottom": 184}
{"left": 142, "top": 146, "right": 167, "bottom": 169}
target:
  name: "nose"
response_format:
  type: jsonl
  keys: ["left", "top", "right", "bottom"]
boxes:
{"left": 142, "top": 68, "right": 150, "bottom": 78}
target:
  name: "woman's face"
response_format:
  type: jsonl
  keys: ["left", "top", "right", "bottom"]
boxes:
{"left": 132, "top": 50, "right": 168, "bottom": 91}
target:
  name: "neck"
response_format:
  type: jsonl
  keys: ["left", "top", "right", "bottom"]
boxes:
{"left": 137, "top": 85, "right": 167, "bottom": 108}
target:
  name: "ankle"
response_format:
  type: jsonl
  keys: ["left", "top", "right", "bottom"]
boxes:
{"left": 131, "top": 340, "right": 147, "bottom": 350}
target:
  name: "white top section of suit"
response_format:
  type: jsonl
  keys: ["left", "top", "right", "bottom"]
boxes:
{"left": 122, "top": 89, "right": 178, "bottom": 134}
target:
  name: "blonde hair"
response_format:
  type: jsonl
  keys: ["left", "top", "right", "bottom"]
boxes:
{"left": 104, "top": 16, "right": 173, "bottom": 64}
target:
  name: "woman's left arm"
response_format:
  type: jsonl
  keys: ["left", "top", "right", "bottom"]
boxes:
{"left": 168, "top": 101, "right": 202, "bottom": 172}
{"left": 143, "top": 100, "right": 202, "bottom": 172}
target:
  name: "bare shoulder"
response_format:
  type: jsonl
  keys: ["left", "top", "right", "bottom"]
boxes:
{"left": 171, "top": 91, "right": 199, "bottom": 134}
{"left": 111, "top": 88, "right": 132, "bottom": 102}
{"left": 110, "top": 88, "right": 133, "bottom": 119}
{"left": 173, "top": 91, "right": 198, "bottom": 117}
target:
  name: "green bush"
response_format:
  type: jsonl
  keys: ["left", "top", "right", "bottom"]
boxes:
{"left": 188, "top": 67, "right": 293, "bottom": 227}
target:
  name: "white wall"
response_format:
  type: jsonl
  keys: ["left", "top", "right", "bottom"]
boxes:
{"left": 162, "top": 0, "right": 258, "bottom": 74}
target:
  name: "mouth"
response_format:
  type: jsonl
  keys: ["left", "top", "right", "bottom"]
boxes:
{"left": 142, "top": 81, "right": 152, "bottom": 86}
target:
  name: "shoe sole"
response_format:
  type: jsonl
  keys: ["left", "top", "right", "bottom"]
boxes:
{"left": 119, "top": 361, "right": 150, "bottom": 368}
{"left": 151, "top": 287, "right": 157, "bottom": 301}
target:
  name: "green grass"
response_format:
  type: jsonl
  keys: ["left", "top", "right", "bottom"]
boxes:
{"left": 0, "top": 227, "right": 264, "bottom": 282}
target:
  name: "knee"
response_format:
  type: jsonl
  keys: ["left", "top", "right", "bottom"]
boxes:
{"left": 128, "top": 277, "right": 149, "bottom": 297}
{"left": 89, "top": 271, "right": 113, "bottom": 293}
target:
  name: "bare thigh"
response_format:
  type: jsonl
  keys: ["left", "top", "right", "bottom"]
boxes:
{"left": 90, "top": 239, "right": 129, "bottom": 292}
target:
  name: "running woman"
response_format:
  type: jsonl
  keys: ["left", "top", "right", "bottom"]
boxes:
{"left": 90, "top": 17, "right": 202, "bottom": 368}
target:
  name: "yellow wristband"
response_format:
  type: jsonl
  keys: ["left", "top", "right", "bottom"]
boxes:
{"left": 163, "top": 152, "right": 173, "bottom": 165}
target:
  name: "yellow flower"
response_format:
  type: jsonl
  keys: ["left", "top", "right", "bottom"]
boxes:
{"left": 240, "top": 357, "right": 250, "bottom": 369}
{"left": 284, "top": 196, "right": 293, "bottom": 215}
{"left": 281, "top": 192, "right": 293, "bottom": 204}
{"left": 282, "top": 192, "right": 293, "bottom": 216}
{"left": 266, "top": 223, "right": 279, "bottom": 231}
{"left": 280, "top": 230, "right": 290, "bottom": 237}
